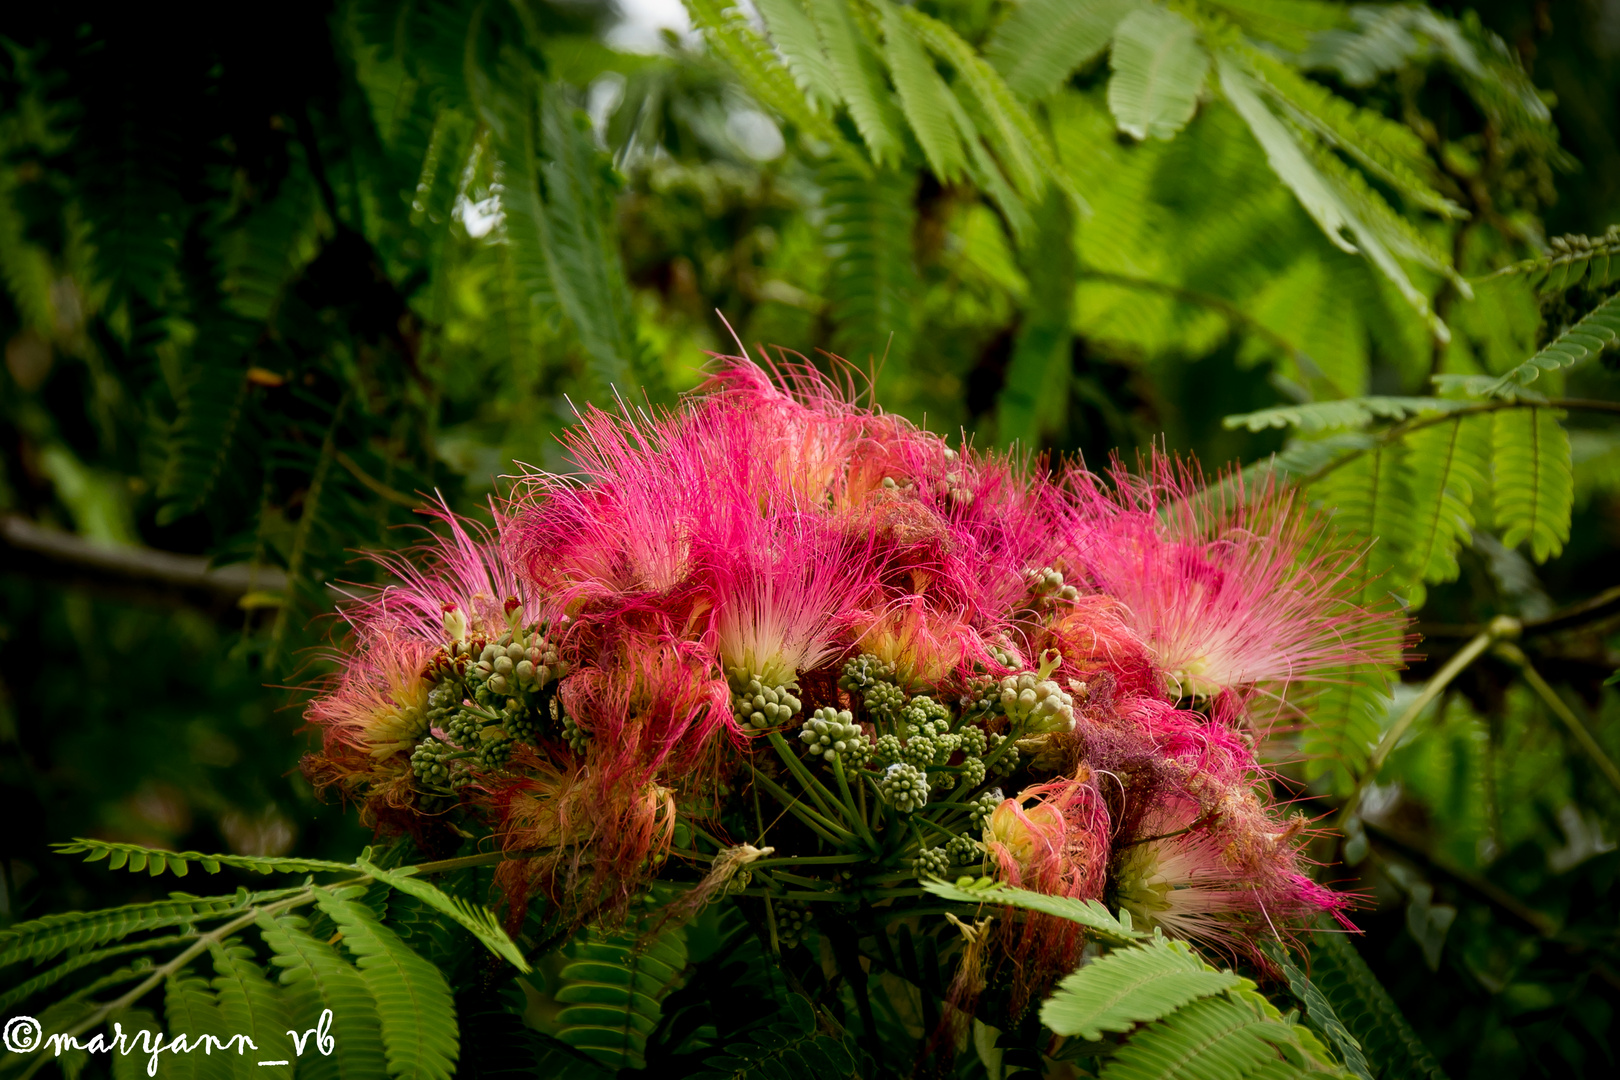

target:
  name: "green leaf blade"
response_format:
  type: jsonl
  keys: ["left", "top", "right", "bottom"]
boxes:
{"left": 1041, "top": 938, "right": 1242, "bottom": 1041}
{"left": 1107, "top": 7, "right": 1210, "bottom": 141}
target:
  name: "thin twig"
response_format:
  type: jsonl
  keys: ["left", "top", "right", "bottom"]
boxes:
{"left": 1339, "top": 618, "right": 1517, "bottom": 827}
{"left": 1495, "top": 642, "right": 1620, "bottom": 799}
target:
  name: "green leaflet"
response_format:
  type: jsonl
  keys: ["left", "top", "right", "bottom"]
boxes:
{"left": 691, "top": 992, "right": 857, "bottom": 1079}
{"left": 1107, "top": 6, "right": 1210, "bottom": 141}
{"left": 0, "top": 934, "right": 190, "bottom": 1014}
{"left": 210, "top": 939, "right": 294, "bottom": 1079}
{"left": 820, "top": 161, "right": 918, "bottom": 368}
{"left": 1217, "top": 54, "right": 1445, "bottom": 341}
{"left": 1238, "top": 44, "right": 1459, "bottom": 218}
{"left": 1262, "top": 942, "right": 1374, "bottom": 1080}
{"left": 755, "top": 0, "right": 841, "bottom": 114}
{"left": 985, "top": 0, "right": 1138, "bottom": 101}
{"left": 1314, "top": 442, "right": 1416, "bottom": 599}
{"left": 1040, "top": 938, "right": 1242, "bottom": 1042}
{"left": 900, "top": 6, "right": 1055, "bottom": 208}
{"left": 154, "top": 318, "right": 254, "bottom": 525}
{"left": 996, "top": 188, "right": 1076, "bottom": 448}
{"left": 1480, "top": 227, "right": 1620, "bottom": 294}
{"left": 0, "top": 893, "right": 256, "bottom": 970}
{"left": 354, "top": 856, "right": 527, "bottom": 972}
{"left": 920, "top": 879, "right": 1143, "bottom": 945}
{"left": 1401, "top": 415, "right": 1491, "bottom": 604}
{"left": 1303, "top": 668, "right": 1395, "bottom": 797}
{"left": 1482, "top": 292, "right": 1620, "bottom": 395}
{"left": 1223, "top": 396, "right": 1467, "bottom": 432}
{"left": 879, "top": 3, "right": 966, "bottom": 183}
{"left": 259, "top": 913, "right": 389, "bottom": 1080}
{"left": 53, "top": 838, "right": 359, "bottom": 878}
{"left": 1492, "top": 407, "right": 1573, "bottom": 562}
{"left": 682, "top": 0, "right": 851, "bottom": 160}
{"left": 163, "top": 971, "right": 232, "bottom": 1080}
{"left": 1097, "top": 988, "right": 1318, "bottom": 1080}
{"left": 548, "top": 923, "right": 690, "bottom": 1070}
{"left": 805, "top": 0, "right": 905, "bottom": 167}
{"left": 1201, "top": 0, "right": 1352, "bottom": 53}
{"left": 314, "top": 892, "right": 460, "bottom": 1080}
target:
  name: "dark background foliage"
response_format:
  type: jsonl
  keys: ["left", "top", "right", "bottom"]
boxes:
{"left": 3, "top": 1, "right": 1619, "bottom": 1076}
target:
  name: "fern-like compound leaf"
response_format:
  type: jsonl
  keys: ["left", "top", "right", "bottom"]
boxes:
{"left": 355, "top": 856, "right": 529, "bottom": 972}
{"left": 900, "top": 6, "right": 1056, "bottom": 207}
{"left": 692, "top": 993, "right": 857, "bottom": 1079}
{"left": 1202, "top": 0, "right": 1352, "bottom": 53}
{"left": 921, "top": 879, "right": 1144, "bottom": 945}
{"left": 1239, "top": 45, "right": 1459, "bottom": 218}
{"left": 163, "top": 970, "right": 232, "bottom": 1080}
{"left": 0, "top": 934, "right": 190, "bottom": 1014}
{"left": 550, "top": 924, "right": 689, "bottom": 1070}
{"left": 0, "top": 894, "right": 257, "bottom": 970}
{"left": 985, "top": 0, "right": 1137, "bottom": 101}
{"left": 755, "top": 0, "right": 841, "bottom": 114}
{"left": 820, "top": 161, "right": 919, "bottom": 367}
{"left": 1098, "top": 987, "right": 1321, "bottom": 1080}
{"left": 879, "top": 3, "right": 966, "bottom": 182}
{"left": 1315, "top": 442, "right": 1417, "bottom": 599}
{"left": 1218, "top": 55, "right": 1445, "bottom": 340}
{"left": 1480, "top": 227, "right": 1620, "bottom": 294}
{"left": 1041, "top": 938, "right": 1243, "bottom": 1042}
{"left": 683, "top": 0, "right": 850, "bottom": 158}
{"left": 53, "top": 838, "right": 359, "bottom": 878}
{"left": 805, "top": 0, "right": 905, "bottom": 168}
{"left": 1107, "top": 6, "right": 1210, "bottom": 141}
{"left": 1306, "top": 929, "right": 1448, "bottom": 1080}
{"left": 1482, "top": 291, "right": 1620, "bottom": 395}
{"left": 1303, "top": 667, "right": 1394, "bottom": 797}
{"left": 314, "top": 892, "right": 459, "bottom": 1080}
{"left": 1492, "top": 406, "right": 1573, "bottom": 562}
{"left": 1401, "top": 415, "right": 1491, "bottom": 604}
{"left": 259, "top": 913, "right": 389, "bottom": 1080}
{"left": 1223, "top": 396, "right": 1467, "bottom": 432}
{"left": 210, "top": 939, "right": 295, "bottom": 1069}
{"left": 1262, "top": 942, "right": 1373, "bottom": 1080}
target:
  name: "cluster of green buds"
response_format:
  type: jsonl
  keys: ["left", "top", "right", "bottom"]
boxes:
{"left": 775, "top": 899, "right": 813, "bottom": 949}
{"left": 945, "top": 834, "right": 980, "bottom": 866}
{"left": 879, "top": 763, "right": 930, "bottom": 812}
{"left": 410, "top": 737, "right": 473, "bottom": 792}
{"left": 968, "top": 788, "right": 1004, "bottom": 831}
{"left": 799, "top": 707, "right": 870, "bottom": 765}
{"left": 838, "top": 654, "right": 905, "bottom": 721}
{"left": 912, "top": 846, "right": 951, "bottom": 879}
{"left": 561, "top": 712, "right": 589, "bottom": 756}
{"left": 998, "top": 650, "right": 1077, "bottom": 734}
{"left": 727, "top": 667, "right": 804, "bottom": 730}
{"left": 407, "top": 609, "right": 576, "bottom": 800}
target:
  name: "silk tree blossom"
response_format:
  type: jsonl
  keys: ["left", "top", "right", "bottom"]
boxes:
{"left": 302, "top": 354, "right": 1396, "bottom": 948}
{"left": 1070, "top": 461, "right": 1405, "bottom": 726}
{"left": 1109, "top": 775, "right": 1351, "bottom": 955}
{"left": 707, "top": 514, "right": 874, "bottom": 689}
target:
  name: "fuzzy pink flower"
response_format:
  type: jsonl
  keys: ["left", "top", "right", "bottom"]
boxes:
{"left": 1068, "top": 458, "right": 1405, "bottom": 727}
{"left": 1110, "top": 776, "right": 1351, "bottom": 956}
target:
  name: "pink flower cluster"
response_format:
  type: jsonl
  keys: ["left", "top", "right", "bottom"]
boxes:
{"left": 303, "top": 357, "right": 1402, "bottom": 966}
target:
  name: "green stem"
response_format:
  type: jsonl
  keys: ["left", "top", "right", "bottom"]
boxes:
{"left": 749, "top": 852, "right": 873, "bottom": 871}
{"left": 1339, "top": 619, "right": 1513, "bottom": 827}
{"left": 1496, "top": 642, "right": 1620, "bottom": 799}
{"left": 765, "top": 730, "right": 847, "bottom": 824}
{"left": 750, "top": 767, "right": 860, "bottom": 847}
{"left": 831, "top": 754, "right": 877, "bottom": 849}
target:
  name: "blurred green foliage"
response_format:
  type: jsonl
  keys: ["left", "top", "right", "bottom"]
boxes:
{"left": 3, "top": 1, "right": 1620, "bottom": 1076}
